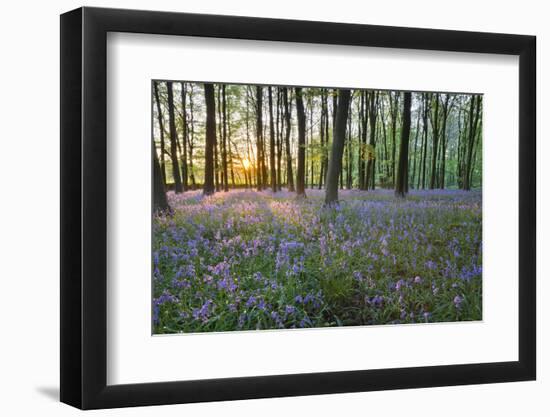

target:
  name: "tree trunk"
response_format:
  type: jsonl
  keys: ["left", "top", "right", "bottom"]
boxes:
{"left": 187, "top": 85, "right": 196, "bottom": 189}
{"left": 268, "top": 87, "right": 277, "bottom": 192}
{"left": 215, "top": 86, "right": 222, "bottom": 191}
{"left": 410, "top": 98, "right": 420, "bottom": 190}
{"left": 152, "top": 136, "right": 170, "bottom": 212}
{"left": 358, "top": 91, "right": 368, "bottom": 190}
{"left": 429, "top": 95, "right": 440, "bottom": 189}
{"left": 276, "top": 88, "right": 283, "bottom": 191}
{"left": 203, "top": 83, "right": 216, "bottom": 195}
{"left": 180, "top": 82, "right": 189, "bottom": 191}
{"left": 153, "top": 82, "right": 167, "bottom": 186}
{"left": 395, "top": 92, "right": 412, "bottom": 197}
{"left": 421, "top": 93, "right": 430, "bottom": 189}
{"left": 319, "top": 89, "right": 328, "bottom": 189}
{"left": 439, "top": 95, "right": 450, "bottom": 188}
{"left": 366, "top": 92, "right": 378, "bottom": 190}
{"left": 295, "top": 87, "right": 307, "bottom": 197}
{"left": 390, "top": 92, "right": 399, "bottom": 186}
{"left": 255, "top": 86, "right": 264, "bottom": 190}
{"left": 221, "top": 85, "right": 229, "bottom": 192}
{"left": 166, "top": 82, "right": 183, "bottom": 193}
{"left": 325, "top": 89, "right": 351, "bottom": 204}
{"left": 283, "top": 88, "right": 295, "bottom": 192}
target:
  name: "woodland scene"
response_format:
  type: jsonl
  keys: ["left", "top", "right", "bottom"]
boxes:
{"left": 152, "top": 81, "right": 482, "bottom": 334}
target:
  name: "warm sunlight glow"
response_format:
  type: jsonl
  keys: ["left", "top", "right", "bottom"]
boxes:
{"left": 242, "top": 158, "right": 251, "bottom": 170}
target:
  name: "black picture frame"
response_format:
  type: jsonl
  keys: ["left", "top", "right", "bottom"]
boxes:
{"left": 60, "top": 6, "right": 536, "bottom": 410}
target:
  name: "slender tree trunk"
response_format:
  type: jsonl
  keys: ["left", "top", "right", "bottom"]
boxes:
{"left": 203, "top": 83, "right": 216, "bottom": 195}
{"left": 188, "top": 85, "right": 196, "bottom": 189}
{"left": 283, "top": 88, "right": 295, "bottom": 192}
{"left": 255, "top": 86, "right": 264, "bottom": 190}
{"left": 153, "top": 135, "right": 170, "bottom": 212}
{"left": 295, "top": 87, "right": 307, "bottom": 197}
{"left": 166, "top": 82, "right": 183, "bottom": 193}
{"left": 309, "top": 94, "right": 315, "bottom": 189}
{"left": 245, "top": 88, "right": 253, "bottom": 188}
{"left": 180, "top": 82, "right": 189, "bottom": 191}
{"left": 390, "top": 92, "right": 399, "bottom": 186}
{"left": 319, "top": 89, "right": 327, "bottom": 189}
{"left": 395, "top": 92, "right": 412, "bottom": 197}
{"left": 227, "top": 97, "right": 235, "bottom": 188}
{"left": 421, "top": 93, "right": 430, "bottom": 189}
{"left": 410, "top": 98, "right": 420, "bottom": 190}
{"left": 346, "top": 99, "right": 353, "bottom": 189}
{"left": 276, "top": 88, "right": 283, "bottom": 191}
{"left": 268, "top": 87, "right": 277, "bottom": 192}
{"left": 429, "top": 95, "right": 440, "bottom": 189}
{"left": 153, "top": 82, "right": 167, "bottom": 186}
{"left": 359, "top": 91, "right": 368, "bottom": 190}
{"left": 439, "top": 95, "right": 450, "bottom": 189}
{"left": 325, "top": 89, "right": 352, "bottom": 204}
{"left": 379, "top": 98, "right": 389, "bottom": 184}
{"left": 221, "top": 85, "right": 229, "bottom": 192}
{"left": 366, "top": 92, "right": 378, "bottom": 190}
{"left": 215, "top": 86, "right": 222, "bottom": 190}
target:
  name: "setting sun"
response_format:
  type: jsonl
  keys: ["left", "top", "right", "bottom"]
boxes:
{"left": 242, "top": 158, "right": 251, "bottom": 170}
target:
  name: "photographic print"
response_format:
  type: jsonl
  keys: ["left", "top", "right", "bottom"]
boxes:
{"left": 152, "top": 81, "right": 482, "bottom": 335}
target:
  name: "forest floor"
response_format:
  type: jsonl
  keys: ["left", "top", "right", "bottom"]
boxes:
{"left": 153, "top": 188, "right": 482, "bottom": 334}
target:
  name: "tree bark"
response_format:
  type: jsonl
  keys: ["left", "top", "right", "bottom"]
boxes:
{"left": 395, "top": 92, "right": 412, "bottom": 197}
{"left": 283, "top": 88, "right": 295, "bottom": 192}
{"left": 180, "top": 82, "right": 189, "bottom": 191}
{"left": 429, "top": 95, "right": 440, "bottom": 189}
{"left": 255, "top": 86, "right": 264, "bottom": 190}
{"left": 420, "top": 93, "right": 430, "bottom": 189}
{"left": 153, "top": 82, "right": 167, "bottom": 186}
{"left": 366, "top": 92, "right": 378, "bottom": 190}
{"left": 166, "top": 81, "right": 183, "bottom": 193}
{"left": 325, "top": 89, "right": 351, "bottom": 205}
{"left": 268, "top": 86, "right": 277, "bottom": 192}
{"left": 152, "top": 135, "right": 170, "bottom": 212}
{"left": 295, "top": 87, "right": 307, "bottom": 197}
{"left": 221, "top": 85, "right": 229, "bottom": 191}
{"left": 390, "top": 92, "right": 399, "bottom": 186}
{"left": 203, "top": 83, "right": 216, "bottom": 195}
{"left": 410, "top": 98, "right": 421, "bottom": 189}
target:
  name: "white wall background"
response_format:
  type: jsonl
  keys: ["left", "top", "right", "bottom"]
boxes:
{"left": 0, "top": 0, "right": 546, "bottom": 415}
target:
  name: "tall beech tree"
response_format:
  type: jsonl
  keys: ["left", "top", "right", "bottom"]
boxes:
{"left": 325, "top": 89, "right": 351, "bottom": 205}
{"left": 187, "top": 84, "right": 197, "bottom": 189}
{"left": 420, "top": 93, "right": 430, "bottom": 189}
{"left": 389, "top": 92, "right": 399, "bottom": 186}
{"left": 203, "top": 83, "right": 216, "bottom": 196}
{"left": 395, "top": 92, "right": 412, "bottom": 197}
{"left": 366, "top": 91, "right": 379, "bottom": 190}
{"left": 153, "top": 81, "right": 167, "bottom": 185}
{"left": 180, "top": 82, "right": 189, "bottom": 191}
{"left": 255, "top": 86, "right": 264, "bottom": 191}
{"left": 276, "top": 88, "right": 283, "bottom": 191}
{"left": 295, "top": 87, "right": 307, "bottom": 196}
{"left": 152, "top": 136, "right": 170, "bottom": 212}
{"left": 429, "top": 94, "right": 440, "bottom": 189}
{"left": 268, "top": 86, "right": 277, "bottom": 192}
{"left": 283, "top": 88, "right": 295, "bottom": 192}
{"left": 319, "top": 89, "right": 329, "bottom": 189}
{"left": 222, "top": 85, "right": 229, "bottom": 192}
{"left": 166, "top": 81, "right": 183, "bottom": 193}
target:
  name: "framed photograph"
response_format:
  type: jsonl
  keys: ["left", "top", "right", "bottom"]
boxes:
{"left": 60, "top": 6, "right": 536, "bottom": 409}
